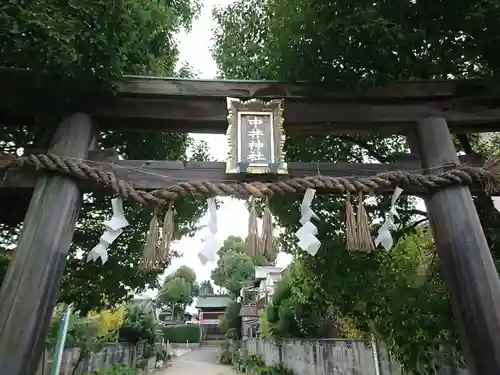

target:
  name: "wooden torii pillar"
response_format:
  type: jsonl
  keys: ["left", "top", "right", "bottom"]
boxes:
{"left": 410, "top": 117, "right": 500, "bottom": 375}
{"left": 0, "top": 113, "right": 94, "bottom": 375}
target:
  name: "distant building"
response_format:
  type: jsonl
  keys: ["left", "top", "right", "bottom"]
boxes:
{"left": 156, "top": 307, "right": 198, "bottom": 326}
{"left": 195, "top": 295, "right": 232, "bottom": 340}
{"left": 186, "top": 314, "right": 199, "bottom": 325}
{"left": 239, "top": 266, "right": 284, "bottom": 340}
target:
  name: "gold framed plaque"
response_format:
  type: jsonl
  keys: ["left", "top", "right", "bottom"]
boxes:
{"left": 225, "top": 98, "right": 287, "bottom": 175}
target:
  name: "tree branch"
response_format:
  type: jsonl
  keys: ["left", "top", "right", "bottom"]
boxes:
{"left": 338, "top": 135, "right": 392, "bottom": 162}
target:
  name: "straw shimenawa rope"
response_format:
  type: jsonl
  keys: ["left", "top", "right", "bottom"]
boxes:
{"left": 261, "top": 199, "right": 276, "bottom": 261}
{"left": 345, "top": 193, "right": 358, "bottom": 251}
{"left": 142, "top": 212, "right": 160, "bottom": 270}
{"left": 247, "top": 200, "right": 259, "bottom": 257}
{"left": 160, "top": 203, "right": 175, "bottom": 259}
{"left": 3, "top": 153, "right": 500, "bottom": 206}
{"left": 356, "top": 192, "right": 375, "bottom": 251}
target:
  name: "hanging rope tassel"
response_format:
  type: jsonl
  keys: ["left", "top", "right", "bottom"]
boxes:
{"left": 247, "top": 200, "right": 259, "bottom": 257}
{"left": 345, "top": 193, "right": 358, "bottom": 251}
{"left": 261, "top": 199, "right": 275, "bottom": 262}
{"left": 160, "top": 203, "right": 175, "bottom": 262}
{"left": 142, "top": 211, "right": 160, "bottom": 270}
{"left": 356, "top": 192, "right": 374, "bottom": 251}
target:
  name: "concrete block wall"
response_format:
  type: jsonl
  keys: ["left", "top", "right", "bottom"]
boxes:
{"left": 244, "top": 338, "right": 469, "bottom": 375}
{"left": 245, "top": 338, "right": 383, "bottom": 375}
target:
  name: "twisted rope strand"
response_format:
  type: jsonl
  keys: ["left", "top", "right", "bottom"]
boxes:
{"left": 3, "top": 153, "right": 500, "bottom": 206}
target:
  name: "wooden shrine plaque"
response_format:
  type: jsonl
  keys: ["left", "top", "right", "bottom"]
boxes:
{"left": 225, "top": 98, "right": 287, "bottom": 174}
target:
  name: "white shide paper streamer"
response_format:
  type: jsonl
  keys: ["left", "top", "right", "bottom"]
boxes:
{"left": 87, "top": 197, "right": 129, "bottom": 264}
{"left": 374, "top": 187, "right": 403, "bottom": 251}
{"left": 198, "top": 198, "right": 221, "bottom": 265}
{"left": 295, "top": 188, "right": 321, "bottom": 255}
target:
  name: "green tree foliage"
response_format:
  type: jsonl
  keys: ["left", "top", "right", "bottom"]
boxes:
{"left": 264, "top": 274, "right": 299, "bottom": 338}
{"left": 264, "top": 266, "right": 341, "bottom": 339}
{"left": 211, "top": 236, "right": 269, "bottom": 297}
{"left": 164, "top": 265, "right": 199, "bottom": 295}
{"left": 0, "top": 0, "right": 207, "bottom": 313}
{"left": 118, "top": 304, "right": 156, "bottom": 345}
{"left": 163, "top": 324, "right": 201, "bottom": 343}
{"left": 219, "top": 301, "right": 242, "bottom": 339}
{"left": 159, "top": 277, "right": 192, "bottom": 319}
{"left": 91, "top": 365, "right": 136, "bottom": 375}
{"left": 199, "top": 280, "right": 214, "bottom": 295}
{"left": 211, "top": 251, "right": 255, "bottom": 297}
{"left": 212, "top": 0, "right": 500, "bottom": 372}
{"left": 217, "top": 235, "right": 248, "bottom": 255}
{"left": 59, "top": 138, "right": 210, "bottom": 314}
{"left": 46, "top": 306, "right": 103, "bottom": 373}
{"left": 158, "top": 266, "right": 199, "bottom": 319}
{"left": 46, "top": 306, "right": 101, "bottom": 350}
{"left": 1, "top": 0, "right": 200, "bottom": 90}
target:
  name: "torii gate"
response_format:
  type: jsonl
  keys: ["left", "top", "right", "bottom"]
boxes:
{"left": 0, "top": 71, "right": 499, "bottom": 374}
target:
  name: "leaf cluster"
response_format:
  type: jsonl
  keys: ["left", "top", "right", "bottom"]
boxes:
{"left": 211, "top": 236, "right": 270, "bottom": 297}
{"left": 0, "top": 0, "right": 206, "bottom": 314}
{"left": 118, "top": 304, "right": 156, "bottom": 345}
{"left": 219, "top": 301, "right": 242, "bottom": 339}
{"left": 158, "top": 266, "right": 199, "bottom": 319}
{"left": 46, "top": 307, "right": 102, "bottom": 353}
{"left": 212, "top": 0, "right": 500, "bottom": 372}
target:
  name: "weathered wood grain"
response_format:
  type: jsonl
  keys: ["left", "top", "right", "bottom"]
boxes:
{"left": 119, "top": 75, "right": 476, "bottom": 99}
{"left": 1, "top": 69, "right": 500, "bottom": 134}
{"left": 20, "top": 148, "right": 119, "bottom": 162}
{"left": 0, "top": 67, "right": 491, "bottom": 100}
{"left": 0, "top": 149, "right": 118, "bottom": 226}
{"left": 91, "top": 96, "right": 500, "bottom": 135}
{"left": 0, "top": 113, "right": 94, "bottom": 375}
{"left": 413, "top": 117, "right": 500, "bottom": 375}
{"left": 0, "top": 154, "right": 484, "bottom": 194}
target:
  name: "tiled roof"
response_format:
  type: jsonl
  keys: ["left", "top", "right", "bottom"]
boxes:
{"left": 195, "top": 295, "right": 232, "bottom": 309}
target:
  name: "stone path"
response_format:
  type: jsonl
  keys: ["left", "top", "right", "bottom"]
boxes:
{"left": 157, "top": 344, "right": 238, "bottom": 375}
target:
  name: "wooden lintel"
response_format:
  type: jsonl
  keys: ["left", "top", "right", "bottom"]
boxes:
{"left": 0, "top": 67, "right": 487, "bottom": 100}
{"left": 119, "top": 76, "right": 477, "bottom": 100}
{"left": 0, "top": 152, "right": 484, "bottom": 194}
{"left": 91, "top": 96, "right": 500, "bottom": 135}
{"left": 1, "top": 69, "right": 500, "bottom": 134}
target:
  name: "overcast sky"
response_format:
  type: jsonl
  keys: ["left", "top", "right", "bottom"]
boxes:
{"left": 144, "top": 0, "right": 429, "bottom": 310}
{"left": 153, "top": 0, "right": 292, "bottom": 306}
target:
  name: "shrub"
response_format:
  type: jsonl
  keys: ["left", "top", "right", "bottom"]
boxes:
{"left": 220, "top": 301, "right": 242, "bottom": 339}
{"left": 235, "top": 355, "right": 295, "bottom": 375}
{"left": 218, "top": 340, "right": 233, "bottom": 364}
{"left": 90, "top": 365, "right": 136, "bottom": 375}
{"left": 118, "top": 304, "right": 155, "bottom": 344}
{"left": 163, "top": 324, "right": 201, "bottom": 343}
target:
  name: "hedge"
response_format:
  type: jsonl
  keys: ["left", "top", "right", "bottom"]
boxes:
{"left": 163, "top": 324, "right": 201, "bottom": 343}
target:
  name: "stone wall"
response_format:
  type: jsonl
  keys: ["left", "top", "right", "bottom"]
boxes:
{"left": 36, "top": 342, "right": 141, "bottom": 375}
{"left": 243, "top": 338, "right": 469, "bottom": 375}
